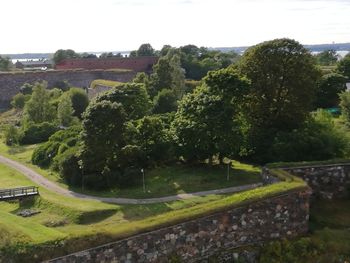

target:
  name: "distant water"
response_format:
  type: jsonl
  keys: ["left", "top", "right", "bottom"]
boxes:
{"left": 11, "top": 52, "right": 130, "bottom": 63}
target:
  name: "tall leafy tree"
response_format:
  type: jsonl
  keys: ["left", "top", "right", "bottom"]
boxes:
{"left": 337, "top": 53, "right": 350, "bottom": 80}
{"left": 136, "top": 43, "right": 155, "bottom": 56}
{"left": 173, "top": 68, "right": 250, "bottom": 164}
{"left": 315, "top": 49, "right": 339, "bottom": 66}
{"left": 23, "top": 82, "right": 56, "bottom": 124}
{"left": 0, "top": 56, "right": 12, "bottom": 71}
{"left": 151, "top": 52, "right": 185, "bottom": 97}
{"left": 315, "top": 73, "right": 347, "bottom": 108}
{"left": 53, "top": 49, "right": 80, "bottom": 64}
{"left": 57, "top": 93, "right": 74, "bottom": 127}
{"left": 238, "top": 38, "right": 320, "bottom": 162}
{"left": 96, "top": 82, "right": 152, "bottom": 120}
{"left": 80, "top": 100, "right": 126, "bottom": 187}
{"left": 69, "top": 88, "right": 89, "bottom": 118}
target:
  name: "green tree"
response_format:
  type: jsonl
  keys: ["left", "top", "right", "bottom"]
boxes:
{"left": 3, "top": 125, "right": 19, "bottom": 145}
{"left": 150, "top": 52, "right": 185, "bottom": 97}
{"left": 315, "top": 73, "right": 347, "bottom": 108}
{"left": 136, "top": 43, "right": 155, "bottom": 56}
{"left": 80, "top": 100, "right": 126, "bottom": 189}
{"left": 96, "top": 82, "right": 152, "bottom": 120}
{"left": 315, "top": 49, "right": 339, "bottom": 66}
{"left": 337, "top": 54, "right": 350, "bottom": 80}
{"left": 270, "top": 110, "right": 349, "bottom": 162}
{"left": 173, "top": 68, "right": 250, "bottom": 164}
{"left": 69, "top": 88, "right": 89, "bottom": 118}
{"left": 238, "top": 38, "right": 320, "bottom": 163}
{"left": 153, "top": 89, "right": 178, "bottom": 114}
{"left": 0, "top": 56, "right": 12, "bottom": 71}
{"left": 53, "top": 49, "right": 80, "bottom": 64}
{"left": 23, "top": 82, "right": 56, "bottom": 124}
{"left": 20, "top": 83, "right": 34, "bottom": 95}
{"left": 339, "top": 90, "right": 350, "bottom": 125}
{"left": 11, "top": 93, "right": 28, "bottom": 109}
{"left": 134, "top": 116, "right": 172, "bottom": 163}
{"left": 57, "top": 93, "right": 74, "bottom": 127}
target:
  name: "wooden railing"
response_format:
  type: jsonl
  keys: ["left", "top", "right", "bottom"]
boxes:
{"left": 0, "top": 186, "right": 39, "bottom": 201}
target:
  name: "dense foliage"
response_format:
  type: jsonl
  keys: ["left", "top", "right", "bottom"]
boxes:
{"left": 238, "top": 38, "right": 320, "bottom": 163}
{"left": 315, "top": 73, "right": 347, "bottom": 108}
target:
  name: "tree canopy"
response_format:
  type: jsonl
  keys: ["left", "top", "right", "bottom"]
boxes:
{"left": 53, "top": 49, "right": 80, "bottom": 64}
{"left": 238, "top": 38, "right": 320, "bottom": 162}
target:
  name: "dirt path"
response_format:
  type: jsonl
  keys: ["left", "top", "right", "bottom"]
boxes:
{"left": 0, "top": 154, "right": 262, "bottom": 205}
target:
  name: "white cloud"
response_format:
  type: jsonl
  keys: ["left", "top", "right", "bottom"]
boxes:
{"left": 0, "top": 0, "right": 349, "bottom": 53}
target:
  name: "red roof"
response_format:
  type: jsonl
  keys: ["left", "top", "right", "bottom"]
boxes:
{"left": 55, "top": 57, "right": 158, "bottom": 72}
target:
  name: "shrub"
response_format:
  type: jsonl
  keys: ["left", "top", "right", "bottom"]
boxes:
{"left": 269, "top": 110, "right": 350, "bottom": 162}
{"left": 31, "top": 126, "right": 81, "bottom": 168}
{"left": 53, "top": 146, "right": 81, "bottom": 186}
{"left": 117, "top": 167, "right": 143, "bottom": 188}
{"left": 20, "top": 122, "right": 59, "bottom": 144}
{"left": 53, "top": 80, "right": 71, "bottom": 92}
{"left": 32, "top": 141, "right": 60, "bottom": 167}
{"left": 19, "top": 83, "right": 34, "bottom": 95}
{"left": 3, "top": 125, "right": 20, "bottom": 146}
{"left": 153, "top": 89, "right": 178, "bottom": 114}
{"left": 340, "top": 91, "right": 350, "bottom": 125}
{"left": 69, "top": 88, "right": 89, "bottom": 118}
{"left": 11, "top": 93, "right": 28, "bottom": 109}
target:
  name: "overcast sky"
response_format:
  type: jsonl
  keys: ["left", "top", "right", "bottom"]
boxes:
{"left": 0, "top": 0, "right": 349, "bottom": 54}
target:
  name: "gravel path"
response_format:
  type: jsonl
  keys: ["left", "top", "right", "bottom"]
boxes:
{"left": 0, "top": 154, "right": 262, "bottom": 205}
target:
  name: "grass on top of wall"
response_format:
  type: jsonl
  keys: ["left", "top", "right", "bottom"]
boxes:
{"left": 266, "top": 159, "right": 350, "bottom": 169}
{"left": 90, "top": 79, "right": 124, "bottom": 89}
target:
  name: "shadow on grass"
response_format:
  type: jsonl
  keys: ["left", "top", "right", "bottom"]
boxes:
{"left": 7, "top": 145, "right": 30, "bottom": 155}
{"left": 119, "top": 202, "right": 172, "bottom": 221}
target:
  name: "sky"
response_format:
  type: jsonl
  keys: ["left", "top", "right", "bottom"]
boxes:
{"left": 0, "top": 0, "right": 349, "bottom": 54}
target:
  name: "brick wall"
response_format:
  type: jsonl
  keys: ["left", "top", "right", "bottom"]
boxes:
{"left": 55, "top": 57, "right": 158, "bottom": 72}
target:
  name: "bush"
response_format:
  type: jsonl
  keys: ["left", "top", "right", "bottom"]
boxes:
{"left": 53, "top": 80, "right": 71, "bottom": 92}
{"left": 3, "top": 125, "right": 20, "bottom": 146}
{"left": 31, "top": 126, "right": 81, "bottom": 168}
{"left": 69, "top": 88, "right": 89, "bottom": 118}
{"left": 269, "top": 110, "right": 350, "bottom": 162}
{"left": 20, "top": 122, "right": 59, "bottom": 144}
{"left": 32, "top": 141, "right": 60, "bottom": 167}
{"left": 340, "top": 91, "right": 350, "bottom": 125}
{"left": 153, "top": 89, "right": 178, "bottom": 114}
{"left": 117, "top": 167, "right": 143, "bottom": 188}
{"left": 53, "top": 146, "right": 81, "bottom": 186}
{"left": 11, "top": 93, "right": 29, "bottom": 109}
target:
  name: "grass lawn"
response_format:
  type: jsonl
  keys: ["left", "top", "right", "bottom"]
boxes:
{"left": 0, "top": 140, "right": 262, "bottom": 198}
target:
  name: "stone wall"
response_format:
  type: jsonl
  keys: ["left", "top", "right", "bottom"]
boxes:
{"left": 48, "top": 188, "right": 310, "bottom": 263}
{"left": 0, "top": 70, "right": 135, "bottom": 108}
{"left": 281, "top": 164, "right": 350, "bottom": 199}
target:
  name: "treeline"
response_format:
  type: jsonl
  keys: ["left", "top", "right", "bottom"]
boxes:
{"left": 4, "top": 38, "right": 350, "bottom": 190}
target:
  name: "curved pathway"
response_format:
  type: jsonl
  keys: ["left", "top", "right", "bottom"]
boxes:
{"left": 0, "top": 154, "right": 262, "bottom": 205}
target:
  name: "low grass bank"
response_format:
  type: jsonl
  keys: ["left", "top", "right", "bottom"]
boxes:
{"left": 90, "top": 79, "right": 124, "bottom": 89}
{"left": 266, "top": 158, "right": 350, "bottom": 169}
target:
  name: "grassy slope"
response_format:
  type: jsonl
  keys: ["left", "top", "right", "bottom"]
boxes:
{"left": 90, "top": 79, "right": 124, "bottom": 89}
